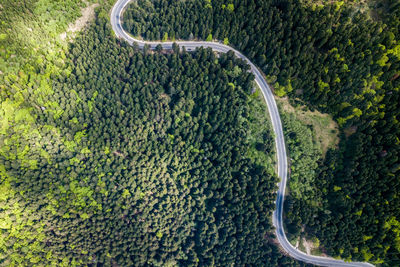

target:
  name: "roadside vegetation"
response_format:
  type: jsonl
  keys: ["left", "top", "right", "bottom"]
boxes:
{"left": 279, "top": 100, "right": 330, "bottom": 204}
{"left": 247, "top": 89, "right": 276, "bottom": 176}
{"left": 278, "top": 97, "right": 337, "bottom": 253}
{"left": 123, "top": 0, "right": 400, "bottom": 264}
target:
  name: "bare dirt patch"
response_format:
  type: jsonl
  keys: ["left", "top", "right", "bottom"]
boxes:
{"left": 276, "top": 96, "right": 339, "bottom": 157}
{"left": 302, "top": 236, "right": 328, "bottom": 257}
{"left": 60, "top": 3, "right": 99, "bottom": 41}
{"left": 302, "top": 237, "right": 312, "bottom": 254}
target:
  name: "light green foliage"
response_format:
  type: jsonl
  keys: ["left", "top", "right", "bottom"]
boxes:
{"left": 286, "top": 80, "right": 294, "bottom": 93}
{"left": 318, "top": 80, "right": 329, "bottom": 91}
{"left": 69, "top": 180, "right": 96, "bottom": 209}
{"left": 88, "top": 100, "right": 94, "bottom": 112}
{"left": 363, "top": 235, "right": 372, "bottom": 241}
{"left": 246, "top": 89, "right": 275, "bottom": 175}
{"left": 353, "top": 108, "right": 362, "bottom": 117}
{"left": 333, "top": 185, "right": 342, "bottom": 191}
{"left": 80, "top": 213, "right": 90, "bottom": 220}
{"left": 0, "top": 100, "right": 14, "bottom": 134}
{"left": 206, "top": 33, "right": 212, "bottom": 41}
{"left": 64, "top": 140, "right": 77, "bottom": 152}
{"left": 122, "top": 189, "right": 131, "bottom": 198}
{"left": 377, "top": 54, "right": 389, "bottom": 67}
{"left": 388, "top": 44, "right": 400, "bottom": 60}
{"left": 14, "top": 108, "right": 35, "bottom": 124}
{"left": 337, "top": 107, "right": 363, "bottom": 126}
{"left": 274, "top": 82, "right": 287, "bottom": 97}
{"left": 385, "top": 217, "right": 400, "bottom": 251}
{"left": 223, "top": 37, "right": 229, "bottom": 45}
{"left": 0, "top": 0, "right": 99, "bottom": 264}
{"left": 74, "top": 130, "right": 87, "bottom": 144}
{"left": 87, "top": 90, "right": 98, "bottom": 113}
{"left": 313, "top": 237, "right": 320, "bottom": 248}
{"left": 156, "top": 231, "right": 163, "bottom": 238}
{"left": 361, "top": 248, "right": 374, "bottom": 261}
{"left": 355, "top": 209, "right": 363, "bottom": 216}
{"left": 80, "top": 147, "right": 91, "bottom": 154}
{"left": 282, "top": 110, "right": 322, "bottom": 201}
{"left": 272, "top": 80, "right": 293, "bottom": 97}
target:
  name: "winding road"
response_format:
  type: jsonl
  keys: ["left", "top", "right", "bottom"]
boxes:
{"left": 110, "top": 1, "right": 374, "bottom": 266}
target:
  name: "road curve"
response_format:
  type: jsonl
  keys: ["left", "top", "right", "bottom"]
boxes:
{"left": 110, "top": 1, "right": 374, "bottom": 266}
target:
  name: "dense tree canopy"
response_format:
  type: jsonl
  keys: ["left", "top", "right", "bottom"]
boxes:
{"left": 2, "top": 0, "right": 399, "bottom": 265}
{"left": 0, "top": 6, "right": 310, "bottom": 265}
{"left": 123, "top": 0, "right": 400, "bottom": 264}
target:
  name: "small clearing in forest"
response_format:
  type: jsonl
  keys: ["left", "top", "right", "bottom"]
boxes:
{"left": 276, "top": 96, "right": 339, "bottom": 157}
{"left": 60, "top": 3, "right": 99, "bottom": 41}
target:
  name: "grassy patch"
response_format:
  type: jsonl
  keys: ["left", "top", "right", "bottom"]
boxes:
{"left": 276, "top": 96, "right": 339, "bottom": 158}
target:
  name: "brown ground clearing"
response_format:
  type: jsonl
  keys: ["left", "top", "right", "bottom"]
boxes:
{"left": 60, "top": 3, "right": 99, "bottom": 41}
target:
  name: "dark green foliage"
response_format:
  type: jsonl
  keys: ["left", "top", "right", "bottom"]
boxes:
{"left": 123, "top": 0, "right": 400, "bottom": 264}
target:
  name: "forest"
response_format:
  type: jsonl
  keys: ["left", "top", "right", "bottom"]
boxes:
{"left": 0, "top": 0, "right": 313, "bottom": 265}
{"left": 123, "top": 0, "right": 400, "bottom": 265}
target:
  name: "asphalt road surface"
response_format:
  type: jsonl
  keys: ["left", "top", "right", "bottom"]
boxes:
{"left": 110, "top": 1, "right": 374, "bottom": 266}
